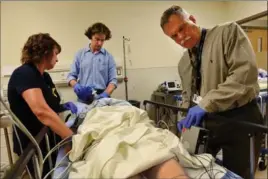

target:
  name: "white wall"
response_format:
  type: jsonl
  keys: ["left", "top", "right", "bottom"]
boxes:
{"left": 1, "top": 1, "right": 227, "bottom": 69}
{"left": 1, "top": 1, "right": 228, "bottom": 104}
{"left": 225, "top": 1, "right": 267, "bottom": 22}
{"left": 1, "top": 1, "right": 266, "bottom": 103}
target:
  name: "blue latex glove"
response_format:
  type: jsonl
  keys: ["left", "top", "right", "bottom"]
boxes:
{"left": 258, "top": 68, "right": 268, "bottom": 78}
{"left": 73, "top": 83, "right": 82, "bottom": 94}
{"left": 174, "top": 95, "right": 182, "bottom": 101}
{"left": 177, "top": 105, "right": 206, "bottom": 132}
{"left": 79, "top": 86, "right": 93, "bottom": 101}
{"left": 63, "top": 102, "right": 78, "bottom": 114}
{"left": 96, "top": 91, "right": 109, "bottom": 100}
{"left": 74, "top": 84, "right": 94, "bottom": 102}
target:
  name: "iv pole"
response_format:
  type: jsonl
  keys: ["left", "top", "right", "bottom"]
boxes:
{"left": 123, "top": 36, "right": 130, "bottom": 101}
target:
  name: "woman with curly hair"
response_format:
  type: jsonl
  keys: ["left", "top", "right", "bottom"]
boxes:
{"left": 8, "top": 33, "right": 75, "bottom": 178}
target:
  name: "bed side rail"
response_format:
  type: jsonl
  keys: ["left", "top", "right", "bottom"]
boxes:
{"left": 143, "top": 100, "right": 268, "bottom": 133}
{"left": 4, "top": 126, "right": 49, "bottom": 179}
{"left": 143, "top": 100, "right": 188, "bottom": 113}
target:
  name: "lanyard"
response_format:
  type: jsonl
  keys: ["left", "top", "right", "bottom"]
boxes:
{"left": 188, "top": 28, "right": 207, "bottom": 95}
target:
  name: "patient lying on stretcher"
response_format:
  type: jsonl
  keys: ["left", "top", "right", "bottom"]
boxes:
{"left": 54, "top": 98, "right": 233, "bottom": 179}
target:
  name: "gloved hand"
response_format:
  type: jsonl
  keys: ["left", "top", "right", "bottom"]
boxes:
{"left": 63, "top": 102, "right": 78, "bottom": 114}
{"left": 258, "top": 68, "right": 268, "bottom": 78}
{"left": 96, "top": 91, "right": 109, "bottom": 100}
{"left": 74, "top": 84, "right": 94, "bottom": 102}
{"left": 177, "top": 105, "right": 206, "bottom": 132}
{"left": 73, "top": 83, "right": 82, "bottom": 94}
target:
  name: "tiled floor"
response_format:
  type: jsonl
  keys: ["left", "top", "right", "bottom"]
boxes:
{"left": 255, "top": 156, "right": 268, "bottom": 178}
{"left": 255, "top": 169, "right": 267, "bottom": 179}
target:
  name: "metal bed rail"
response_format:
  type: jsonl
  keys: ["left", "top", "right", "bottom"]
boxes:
{"left": 143, "top": 100, "right": 268, "bottom": 179}
{"left": 143, "top": 100, "right": 188, "bottom": 134}
{"left": 143, "top": 100, "right": 268, "bottom": 133}
{"left": 0, "top": 95, "right": 59, "bottom": 179}
{"left": 3, "top": 126, "right": 49, "bottom": 179}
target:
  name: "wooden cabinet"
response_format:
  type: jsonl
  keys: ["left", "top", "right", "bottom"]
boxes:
{"left": 243, "top": 28, "right": 267, "bottom": 70}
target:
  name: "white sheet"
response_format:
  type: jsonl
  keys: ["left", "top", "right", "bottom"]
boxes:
{"left": 67, "top": 105, "right": 227, "bottom": 178}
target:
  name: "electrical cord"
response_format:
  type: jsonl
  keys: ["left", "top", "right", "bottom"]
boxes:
{"left": 43, "top": 150, "right": 72, "bottom": 179}
{"left": 193, "top": 155, "right": 213, "bottom": 179}
{"left": 203, "top": 155, "right": 221, "bottom": 178}
{"left": 43, "top": 104, "right": 102, "bottom": 178}
{"left": 57, "top": 162, "right": 72, "bottom": 179}
{"left": 157, "top": 120, "right": 169, "bottom": 130}
{"left": 152, "top": 102, "right": 233, "bottom": 179}
{"left": 196, "top": 154, "right": 235, "bottom": 179}
{"left": 199, "top": 168, "right": 232, "bottom": 179}
{"left": 148, "top": 101, "right": 236, "bottom": 179}
{"left": 188, "top": 156, "right": 212, "bottom": 179}
{"left": 44, "top": 132, "right": 100, "bottom": 178}
{"left": 213, "top": 171, "right": 226, "bottom": 178}
{"left": 157, "top": 107, "right": 176, "bottom": 131}
{"left": 0, "top": 97, "right": 44, "bottom": 177}
{"left": 170, "top": 139, "right": 227, "bottom": 179}
{"left": 72, "top": 139, "right": 101, "bottom": 163}
{"left": 193, "top": 155, "right": 214, "bottom": 179}
{"left": 43, "top": 136, "right": 72, "bottom": 163}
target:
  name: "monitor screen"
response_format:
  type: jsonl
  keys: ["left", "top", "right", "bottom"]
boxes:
{"left": 168, "top": 82, "right": 175, "bottom": 88}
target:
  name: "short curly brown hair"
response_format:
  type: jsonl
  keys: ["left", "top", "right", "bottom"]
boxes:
{"left": 20, "top": 33, "right": 61, "bottom": 64}
{"left": 84, "top": 22, "right": 112, "bottom": 40}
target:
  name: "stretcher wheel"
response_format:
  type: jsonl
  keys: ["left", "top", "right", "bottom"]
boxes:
{"left": 258, "top": 159, "right": 267, "bottom": 171}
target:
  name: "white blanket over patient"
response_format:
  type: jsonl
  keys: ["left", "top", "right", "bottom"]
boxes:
{"left": 68, "top": 105, "right": 226, "bottom": 178}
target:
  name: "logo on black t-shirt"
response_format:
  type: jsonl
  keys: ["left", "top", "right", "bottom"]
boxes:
{"left": 52, "top": 88, "right": 58, "bottom": 98}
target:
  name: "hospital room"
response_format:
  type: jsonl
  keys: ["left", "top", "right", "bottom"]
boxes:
{"left": 0, "top": 1, "right": 267, "bottom": 179}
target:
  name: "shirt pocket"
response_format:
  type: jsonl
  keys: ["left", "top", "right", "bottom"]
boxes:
{"left": 98, "top": 58, "right": 107, "bottom": 72}
{"left": 80, "top": 55, "right": 93, "bottom": 74}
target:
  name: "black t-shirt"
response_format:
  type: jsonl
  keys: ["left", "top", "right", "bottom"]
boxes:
{"left": 8, "top": 63, "right": 62, "bottom": 154}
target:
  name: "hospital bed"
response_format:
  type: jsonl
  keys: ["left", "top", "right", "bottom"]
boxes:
{"left": 144, "top": 100, "right": 268, "bottom": 179}
{"left": 2, "top": 97, "right": 267, "bottom": 179}
{"left": 173, "top": 90, "right": 268, "bottom": 171}
{"left": 52, "top": 100, "right": 244, "bottom": 179}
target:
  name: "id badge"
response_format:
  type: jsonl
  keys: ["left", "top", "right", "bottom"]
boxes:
{"left": 192, "top": 94, "right": 202, "bottom": 104}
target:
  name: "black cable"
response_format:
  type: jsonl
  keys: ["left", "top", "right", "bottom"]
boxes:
{"left": 199, "top": 168, "right": 240, "bottom": 179}
{"left": 192, "top": 155, "right": 213, "bottom": 179}
{"left": 194, "top": 154, "right": 230, "bottom": 179}
{"left": 197, "top": 154, "right": 243, "bottom": 179}
{"left": 202, "top": 154, "right": 221, "bottom": 177}
{"left": 198, "top": 169, "right": 224, "bottom": 179}
{"left": 213, "top": 171, "right": 225, "bottom": 178}
{"left": 195, "top": 155, "right": 215, "bottom": 178}
{"left": 168, "top": 127, "right": 220, "bottom": 179}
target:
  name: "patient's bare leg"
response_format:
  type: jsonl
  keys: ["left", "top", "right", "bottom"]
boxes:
{"left": 143, "top": 158, "right": 189, "bottom": 179}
